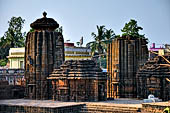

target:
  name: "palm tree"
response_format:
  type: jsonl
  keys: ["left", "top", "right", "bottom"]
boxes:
{"left": 87, "top": 25, "right": 106, "bottom": 55}
{"left": 105, "top": 29, "right": 115, "bottom": 41}
{"left": 86, "top": 25, "right": 116, "bottom": 68}
{"left": 103, "top": 29, "right": 115, "bottom": 53}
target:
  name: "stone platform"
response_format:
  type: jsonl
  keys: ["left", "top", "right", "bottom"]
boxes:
{"left": 1, "top": 99, "right": 169, "bottom": 113}
{"left": 0, "top": 99, "right": 85, "bottom": 113}
{"left": 0, "top": 98, "right": 144, "bottom": 113}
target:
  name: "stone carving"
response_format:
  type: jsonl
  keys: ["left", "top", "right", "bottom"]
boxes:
{"left": 137, "top": 56, "right": 170, "bottom": 101}
{"left": 25, "top": 12, "right": 64, "bottom": 100}
{"left": 48, "top": 60, "right": 107, "bottom": 102}
{"left": 25, "top": 12, "right": 107, "bottom": 102}
{"left": 107, "top": 35, "right": 148, "bottom": 99}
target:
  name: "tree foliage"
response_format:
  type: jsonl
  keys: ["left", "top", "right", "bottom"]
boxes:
{"left": 91, "top": 25, "right": 105, "bottom": 55}
{"left": 86, "top": 25, "right": 115, "bottom": 69}
{"left": 103, "top": 29, "right": 115, "bottom": 52}
{"left": 0, "top": 16, "right": 26, "bottom": 66}
{"left": 29, "top": 28, "right": 35, "bottom": 32}
{"left": 86, "top": 25, "right": 115, "bottom": 56}
{"left": 121, "top": 19, "right": 144, "bottom": 38}
{"left": 86, "top": 19, "right": 147, "bottom": 68}
{"left": 55, "top": 26, "right": 63, "bottom": 34}
{"left": 2, "top": 17, "right": 26, "bottom": 48}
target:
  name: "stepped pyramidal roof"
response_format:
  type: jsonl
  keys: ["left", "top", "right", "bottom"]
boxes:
{"left": 137, "top": 55, "right": 170, "bottom": 77}
{"left": 48, "top": 60, "right": 106, "bottom": 79}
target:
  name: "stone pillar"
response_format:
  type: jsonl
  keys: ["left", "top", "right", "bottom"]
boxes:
{"left": 94, "top": 80, "right": 98, "bottom": 101}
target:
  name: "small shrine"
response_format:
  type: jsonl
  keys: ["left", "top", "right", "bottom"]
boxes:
{"left": 48, "top": 60, "right": 107, "bottom": 102}
{"left": 137, "top": 56, "right": 170, "bottom": 101}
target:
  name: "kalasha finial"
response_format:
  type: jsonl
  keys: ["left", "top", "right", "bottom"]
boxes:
{"left": 43, "top": 11, "right": 47, "bottom": 18}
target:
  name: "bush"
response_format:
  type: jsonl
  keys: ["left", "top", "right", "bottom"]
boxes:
{"left": 0, "top": 59, "right": 7, "bottom": 66}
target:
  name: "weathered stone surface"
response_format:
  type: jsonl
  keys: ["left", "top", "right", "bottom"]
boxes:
{"left": 137, "top": 56, "right": 170, "bottom": 101}
{"left": 25, "top": 12, "right": 64, "bottom": 100}
{"left": 0, "top": 103, "right": 84, "bottom": 113}
{"left": 48, "top": 60, "right": 107, "bottom": 102}
{"left": 25, "top": 12, "right": 106, "bottom": 102}
{"left": 107, "top": 36, "right": 148, "bottom": 99}
{"left": 142, "top": 102, "right": 170, "bottom": 113}
{"left": 0, "top": 99, "right": 143, "bottom": 113}
{"left": 0, "top": 85, "right": 24, "bottom": 99}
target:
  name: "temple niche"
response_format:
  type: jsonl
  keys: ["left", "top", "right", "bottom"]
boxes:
{"left": 48, "top": 60, "right": 107, "bottom": 102}
{"left": 25, "top": 12, "right": 64, "bottom": 100}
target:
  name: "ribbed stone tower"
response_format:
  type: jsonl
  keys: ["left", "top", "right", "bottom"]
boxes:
{"left": 107, "top": 36, "right": 148, "bottom": 99}
{"left": 25, "top": 12, "right": 64, "bottom": 100}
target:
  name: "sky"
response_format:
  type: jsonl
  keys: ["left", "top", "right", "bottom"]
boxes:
{"left": 0, "top": 0, "right": 170, "bottom": 47}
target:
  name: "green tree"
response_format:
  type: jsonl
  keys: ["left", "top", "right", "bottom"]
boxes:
{"left": 1, "top": 17, "right": 26, "bottom": 48}
{"left": 86, "top": 25, "right": 115, "bottom": 68}
{"left": 86, "top": 25, "right": 106, "bottom": 55}
{"left": 105, "top": 29, "right": 115, "bottom": 40}
{"left": 121, "top": 19, "right": 144, "bottom": 38}
{"left": 0, "top": 16, "right": 26, "bottom": 66}
{"left": 29, "top": 28, "right": 35, "bottom": 32}
{"left": 100, "top": 29, "right": 115, "bottom": 69}
{"left": 55, "top": 26, "right": 63, "bottom": 34}
{"left": 103, "top": 29, "right": 115, "bottom": 52}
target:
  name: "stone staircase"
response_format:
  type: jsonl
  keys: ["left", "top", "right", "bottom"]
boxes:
{"left": 80, "top": 104, "right": 141, "bottom": 113}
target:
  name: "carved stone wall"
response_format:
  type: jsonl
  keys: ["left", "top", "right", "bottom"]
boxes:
{"left": 107, "top": 36, "right": 148, "bottom": 99}
{"left": 48, "top": 60, "right": 107, "bottom": 102}
{"left": 25, "top": 12, "right": 64, "bottom": 100}
{"left": 137, "top": 56, "right": 170, "bottom": 101}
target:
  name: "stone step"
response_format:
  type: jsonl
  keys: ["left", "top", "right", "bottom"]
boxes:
{"left": 79, "top": 111, "right": 132, "bottom": 113}
{"left": 80, "top": 108, "right": 139, "bottom": 113}
{"left": 84, "top": 106, "right": 139, "bottom": 109}
{"left": 85, "top": 105, "right": 139, "bottom": 108}
{"left": 81, "top": 108, "right": 138, "bottom": 111}
{"left": 80, "top": 105, "right": 140, "bottom": 113}
{"left": 82, "top": 106, "right": 139, "bottom": 110}
{"left": 80, "top": 110, "right": 137, "bottom": 113}
{"left": 86, "top": 104, "right": 138, "bottom": 107}
{"left": 80, "top": 111, "right": 135, "bottom": 113}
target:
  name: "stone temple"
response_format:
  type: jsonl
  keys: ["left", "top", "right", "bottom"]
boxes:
{"left": 137, "top": 55, "right": 170, "bottom": 101}
{"left": 107, "top": 36, "right": 148, "bottom": 99}
{"left": 25, "top": 12, "right": 107, "bottom": 101}
{"left": 48, "top": 60, "right": 107, "bottom": 102}
{"left": 25, "top": 12, "right": 64, "bottom": 100}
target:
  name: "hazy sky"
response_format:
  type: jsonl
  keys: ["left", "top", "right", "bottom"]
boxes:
{"left": 0, "top": 0, "right": 170, "bottom": 47}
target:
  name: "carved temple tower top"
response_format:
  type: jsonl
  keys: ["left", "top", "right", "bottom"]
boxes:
{"left": 30, "top": 12, "right": 59, "bottom": 31}
{"left": 25, "top": 12, "right": 64, "bottom": 100}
